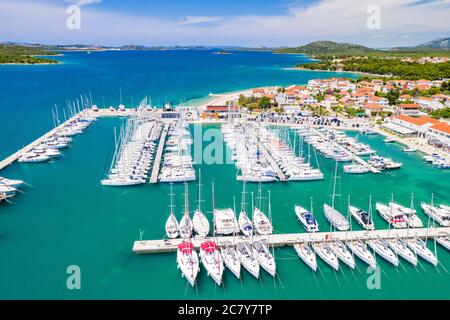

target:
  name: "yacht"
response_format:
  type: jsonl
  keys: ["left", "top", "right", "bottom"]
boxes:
{"left": 221, "top": 245, "right": 241, "bottom": 279}
{"left": 330, "top": 241, "right": 355, "bottom": 269}
{"left": 324, "top": 161, "right": 349, "bottom": 231}
{"left": 179, "top": 183, "right": 193, "bottom": 239}
{"left": 0, "top": 177, "right": 24, "bottom": 188}
{"left": 349, "top": 196, "right": 375, "bottom": 230}
{"left": 236, "top": 242, "right": 260, "bottom": 278}
{"left": 347, "top": 240, "right": 376, "bottom": 269}
{"left": 215, "top": 208, "right": 240, "bottom": 235}
{"left": 253, "top": 240, "right": 276, "bottom": 277}
{"left": 324, "top": 204, "right": 350, "bottom": 231}
{"left": 295, "top": 202, "right": 319, "bottom": 232}
{"left": 293, "top": 242, "right": 317, "bottom": 271}
{"left": 367, "top": 239, "right": 399, "bottom": 267}
{"left": 165, "top": 185, "right": 179, "bottom": 239}
{"left": 390, "top": 198, "right": 423, "bottom": 228}
{"left": 376, "top": 202, "right": 407, "bottom": 229}
{"left": 253, "top": 207, "right": 273, "bottom": 235}
{"left": 407, "top": 238, "right": 438, "bottom": 266}
{"left": 436, "top": 236, "right": 450, "bottom": 251}
{"left": 420, "top": 202, "right": 450, "bottom": 227}
{"left": 343, "top": 163, "right": 370, "bottom": 174}
{"left": 199, "top": 241, "right": 224, "bottom": 286}
{"left": 238, "top": 181, "right": 254, "bottom": 237}
{"left": 387, "top": 238, "right": 417, "bottom": 266}
{"left": 176, "top": 242, "right": 200, "bottom": 287}
{"left": 18, "top": 152, "right": 50, "bottom": 163}
{"left": 313, "top": 242, "right": 339, "bottom": 271}
{"left": 192, "top": 169, "right": 210, "bottom": 237}
{"left": 384, "top": 138, "right": 395, "bottom": 143}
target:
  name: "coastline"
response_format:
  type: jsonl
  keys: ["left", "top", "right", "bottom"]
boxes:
{"left": 291, "top": 67, "right": 384, "bottom": 77}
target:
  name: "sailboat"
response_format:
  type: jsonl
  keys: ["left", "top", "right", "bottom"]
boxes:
{"left": 367, "top": 238, "right": 399, "bottom": 267}
{"left": 179, "top": 183, "right": 193, "bottom": 239}
{"left": 176, "top": 241, "right": 200, "bottom": 287}
{"left": 324, "top": 161, "right": 349, "bottom": 231}
{"left": 221, "top": 243, "right": 241, "bottom": 279}
{"left": 253, "top": 240, "right": 276, "bottom": 277}
{"left": 390, "top": 194, "right": 423, "bottom": 228}
{"left": 312, "top": 242, "right": 339, "bottom": 271}
{"left": 0, "top": 177, "right": 24, "bottom": 188}
{"left": 192, "top": 169, "right": 210, "bottom": 237}
{"left": 294, "top": 242, "right": 317, "bottom": 271}
{"left": 237, "top": 242, "right": 260, "bottom": 278}
{"left": 253, "top": 183, "right": 273, "bottom": 235}
{"left": 349, "top": 195, "right": 375, "bottom": 230}
{"left": 387, "top": 238, "right": 417, "bottom": 266}
{"left": 406, "top": 238, "right": 438, "bottom": 266}
{"left": 165, "top": 184, "right": 179, "bottom": 239}
{"left": 376, "top": 195, "right": 407, "bottom": 229}
{"left": 295, "top": 197, "right": 319, "bottom": 232}
{"left": 347, "top": 240, "right": 376, "bottom": 269}
{"left": 330, "top": 240, "right": 355, "bottom": 269}
{"left": 200, "top": 183, "right": 224, "bottom": 286}
{"left": 436, "top": 236, "right": 450, "bottom": 251}
{"left": 238, "top": 180, "right": 254, "bottom": 237}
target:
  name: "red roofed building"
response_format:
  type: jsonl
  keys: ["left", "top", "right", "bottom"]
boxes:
{"left": 427, "top": 122, "right": 450, "bottom": 148}
{"left": 395, "top": 103, "right": 421, "bottom": 116}
{"left": 364, "top": 103, "right": 384, "bottom": 115}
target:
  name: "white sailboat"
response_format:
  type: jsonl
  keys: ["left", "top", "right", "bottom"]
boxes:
{"left": 313, "top": 242, "right": 339, "bottom": 271}
{"left": 407, "top": 238, "right": 438, "bottom": 266}
{"left": 347, "top": 240, "right": 376, "bottom": 269}
{"left": 199, "top": 241, "right": 224, "bottom": 286}
{"left": 390, "top": 194, "right": 423, "bottom": 228}
{"left": 236, "top": 242, "right": 260, "bottom": 278}
{"left": 252, "top": 184, "right": 273, "bottom": 235}
{"left": 253, "top": 240, "right": 276, "bottom": 277}
{"left": 324, "top": 161, "right": 349, "bottom": 231}
{"left": 367, "top": 238, "right": 399, "bottom": 267}
{"left": 0, "top": 177, "right": 24, "bottom": 188}
{"left": 238, "top": 180, "right": 254, "bottom": 237}
{"left": 165, "top": 184, "right": 179, "bottom": 239}
{"left": 176, "top": 241, "right": 200, "bottom": 287}
{"left": 179, "top": 183, "right": 193, "bottom": 239}
{"left": 192, "top": 169, "right": 210, "bottom": 237}
{"left": 387, "top": 238, "right": 417, "bottom": 266}
{"left": 436, "top": 236, "right": 450, "bottom": 251}
{"left": 221, "top": 244, "right": 241, "bottom": 279}
{"left": 295, "top": 197, "right": 319, "bottom": 232}
{"left": 294, "top": 242, "right": 317, "bottom": 271}
{"left": 330, "top": 240, "right": 355, "bottom": 269}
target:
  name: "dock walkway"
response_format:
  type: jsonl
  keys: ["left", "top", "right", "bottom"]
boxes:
{"left": 133, "top": 227, "right": 450, "bottom": 254}
{"left": 149, "top": 123, "right": 170, "bottom": 184}
{"left": 0, "top": 111, "right": 86, "bottom": 171}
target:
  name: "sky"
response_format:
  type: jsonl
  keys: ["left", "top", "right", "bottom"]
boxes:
{"left": 0, "top": 0, "right": 449, "bottom": 48}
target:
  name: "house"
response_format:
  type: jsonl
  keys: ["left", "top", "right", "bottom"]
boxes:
{"left": 395, "top": 103, "right": 421, "bottom": 116}
{"left": 367, "top": 95, "right": 389, "bottom": 107}
{"left": 415, "top": 97, "right": 444, "bottom": 111}
{"left": 364, "top": 103, "right": 384, "bottom": 115}
{"left": 399, "top": 94, "right": 412, "bottom": 102}
{"left": 426, "top": 122, "right": 450, "bottom": 148}
{"left": 389, "top": 115, "right": 440, "bottom": 137}
{"left": 205, "top": 105, "right": 239, "bottom": 118}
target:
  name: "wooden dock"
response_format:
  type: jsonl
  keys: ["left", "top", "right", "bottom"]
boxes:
{"left": 149, "top": 123, "right": 170, "bottom": 184}
{"left": 133, "top": 227, "right": 450, "bottom": 254}
{"left": 0, "top": 111, "right": 87, "bottom": 172}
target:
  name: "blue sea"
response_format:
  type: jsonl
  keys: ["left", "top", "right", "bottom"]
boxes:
{"left": 0, "top": 50, "right": 449, "bottom": 300}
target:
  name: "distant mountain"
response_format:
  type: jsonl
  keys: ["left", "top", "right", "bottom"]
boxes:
{"left": 416, "top": 37, "right": 450, "bottom": 49}
{"left": 276, "top": 41, "right": 375, "bottom": 55}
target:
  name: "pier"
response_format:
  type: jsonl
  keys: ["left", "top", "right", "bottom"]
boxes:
{"left": 0, "top": 111, "right": 86, "bottom": 171}
{"left": 150, "top": 123, "right": 170, "bottom": 184}
{"left": 311, "top": 127, "right": 381, "bottom": 174}
{"left": 133, "top": 227, "right": 450, "bottom": 254}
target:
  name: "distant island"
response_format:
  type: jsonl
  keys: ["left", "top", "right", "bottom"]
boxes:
{"left": 0, "top": 44, "right": 59, "bottom": 65}
{"left": 277, "top": 40, "right": 450, "bottom": 80}
{"left": 212, "top": 50, "right": 232, "bottom": 55}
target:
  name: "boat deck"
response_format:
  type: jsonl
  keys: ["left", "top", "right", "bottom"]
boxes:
{"left": 149, "top": 123, "right": 170, "bottom": 184}
{"left": 132, "top": 227, "right": 450, "bottom": 254}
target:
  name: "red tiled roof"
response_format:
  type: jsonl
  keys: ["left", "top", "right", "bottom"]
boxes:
{"left": 430, "top": 122, "right": 450, "bottom": 135}
{"left": 364, "top": 103, "right": 383, "bottom": 110}
{"left": 398, "top": 103, "right": 420, "bottom": 109}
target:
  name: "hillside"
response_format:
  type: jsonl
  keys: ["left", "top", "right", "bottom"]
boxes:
{"left": 0, "top": 44, "right": 59, "bottom": 64}
{"left": 416, "top": 37, "right": 450, "bottom": 49}
{"left": 276, "top": 41, "right": 375, "bottom": 55}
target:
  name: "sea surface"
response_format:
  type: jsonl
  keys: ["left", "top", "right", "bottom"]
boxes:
{"left": 0, "top": 51, "right": 449, "bottom": 299}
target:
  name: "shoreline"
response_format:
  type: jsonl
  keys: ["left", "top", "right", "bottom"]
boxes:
{"left": 291, "top": 67, "right": 384, "bottom": 77}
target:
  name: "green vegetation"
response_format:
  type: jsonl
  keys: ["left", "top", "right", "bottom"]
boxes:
{"left": 237, "top": 94, "right": 275, "bottom": 111}
{"left": 276, "top": 41, "right": 374, "bottom": 55}
{"left": 297, "top": 56, "right": 450, "bottom": 80}
{"left": 429, "top": 107, "right": 450, "bottom": 119}
{"left": 0, "top": 44, "right": 59, "bottom": 64}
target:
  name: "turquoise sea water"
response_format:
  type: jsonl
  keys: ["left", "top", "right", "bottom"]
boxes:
{"left": 0, "top": 51, "right": 449, "bottom": 299}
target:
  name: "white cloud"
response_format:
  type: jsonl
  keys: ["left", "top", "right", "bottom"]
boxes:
{"left": 65, "top": 0, "right": 102, "bottom": 6}
{"left": 0, "top": 0, "right": 449, "bottom": 47}
{"left": 178, "top": 16, "right": 222, "bottom": 25}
